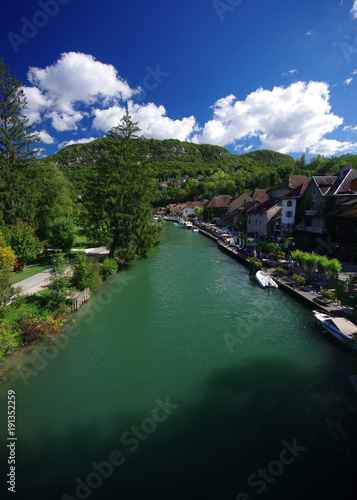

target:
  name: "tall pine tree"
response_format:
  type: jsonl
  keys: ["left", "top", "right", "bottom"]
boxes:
{"left": 0, "top": 59, "right": 39, "bottom": 224}
{"left": 82, "top": 108, "right": 161, "bottom": 260}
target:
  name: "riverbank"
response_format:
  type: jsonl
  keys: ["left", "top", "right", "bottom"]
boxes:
{"left": 196, "top": 225, "right": 355, "bottom": 318}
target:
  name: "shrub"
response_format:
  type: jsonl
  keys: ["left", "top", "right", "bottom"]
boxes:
{"left": 321, "top": 289, "right": 337, "bottom": 302}
{"left": 292, "top": 274, "right": 306, "bottom": 287}
{"left": 248, "top": 257, "right": 262, "bottom": 269}
{"left": 18, "top": 314, "right": 65, "bottom": 344}
{"left": 276, "top": 266, "right": 284, "bottom": 275}
{"left": 72, "top": 254, "right": 102, "bottom": 291}
{"left": 101, "top": 257, "right": 118, "bottom": 279}
{"left": 0, "top": 322, "right": 21, "bottom": 359}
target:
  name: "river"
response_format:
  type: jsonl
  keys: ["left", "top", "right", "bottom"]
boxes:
{"left": 1, "top": 222, "right": 357, "bottom": 500}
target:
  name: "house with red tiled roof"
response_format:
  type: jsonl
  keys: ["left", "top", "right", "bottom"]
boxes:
{"left": 182, "top": 201, "right": 204, "bottom": 217}
{"left": 268, "top": 175, "right": 310, "bottom": 198}
{"left": 204, "top": 195, "right": 232, "bottom": 219}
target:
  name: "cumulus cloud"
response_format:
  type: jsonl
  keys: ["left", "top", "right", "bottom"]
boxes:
{"left": 25, "top": 52, "right": 139, "bottom": 131}
{"left": 192, "top": 81, "right": 345, "bottom": 154}
{"left": 309, "top": 139, "right": 357, "bottom": 155}
{"left": 93, "top": 102, "right": 197, "bottom": 141}
{"left": 58, "top": 137, "right": 97, "bottom": 150}
{"left": 23, "top": 86, "right": 52, "bottom": 124}
{"left": 39, "top": 130, "right": 56, "bottom": 144}
{"left": 351, "top": 1, "right": 357, "bottom": 18}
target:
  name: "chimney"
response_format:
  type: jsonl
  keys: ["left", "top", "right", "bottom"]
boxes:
{"left": 339, "top": 165, "right": 351, "bottom": 180}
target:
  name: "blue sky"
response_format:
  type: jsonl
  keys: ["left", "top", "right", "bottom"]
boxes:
{"left": 2, "top": 0, "right": 357, "bottom": 159}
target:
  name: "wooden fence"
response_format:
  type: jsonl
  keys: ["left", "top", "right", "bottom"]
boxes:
{"left": 69, "top": 287, "right": 90, "bottom": 313}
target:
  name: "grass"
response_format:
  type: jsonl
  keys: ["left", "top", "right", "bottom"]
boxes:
{"left": 10, "top": 261, "right": 52, "bottom": 285}
{"left": 73, "top": 234, "right": 101, "bottom": 249}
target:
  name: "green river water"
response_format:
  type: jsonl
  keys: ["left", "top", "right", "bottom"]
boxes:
{"left": 1, "top": 222, "right": 357, "bottom": 500}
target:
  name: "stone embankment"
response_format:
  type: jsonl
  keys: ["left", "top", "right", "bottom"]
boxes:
{"left": 196, "top": 226, "right": 354, "bottom": 318}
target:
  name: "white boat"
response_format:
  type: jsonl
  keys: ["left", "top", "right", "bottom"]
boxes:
{"left": 193, "top": 228, "right": 199, "bottom": 232}
{"left": 185, "top": 221, "right": 193, "bottom": 229}
{"left": 313, "top": 310, "right": 357, "bottom": 350}
{"left": 255, "top": 270, "right": 278, "bottom": 289}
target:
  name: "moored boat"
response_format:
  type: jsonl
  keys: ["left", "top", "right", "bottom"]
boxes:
{"left": 255, "top": 270, "right": 278, "bottom": 289}
{"left": 313, "top": 310, "right": 357, "bottom": 350}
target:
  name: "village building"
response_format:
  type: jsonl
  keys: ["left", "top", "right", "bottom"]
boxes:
{"left": 246, "top": 199, "right": 281, "bottom": 237}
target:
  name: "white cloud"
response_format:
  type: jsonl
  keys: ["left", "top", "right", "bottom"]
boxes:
{"left": 283, "top": 69, "right": 298, "bottom": 76}
{"left": 192, "top": 81, "right": 344, "bottom": 154}
{"left": 351, "top": 1, "right": 357, "bottom": 18}
{"left": 344, "top": 77, "right": 353, "bottom": 85}
{"left": 25, "top": 52, "right": 139, "bottom": 131}
{"left": 28, "top": 52, "right": 137, "bottom": 105}
{"left": 39, "top": 130, "right": 56, "bottom": 144}
{"left": 309, "top": 139, "right": 357, "bottom": 155}
{"left": 47, "top": 111, "right": 83, "bottom": 132}
{"left": 23, "top": 86, "right": 52, "bottom": 124}
{"left": 58, "top": 137, "right": 97, "bottom": 150}
{"left": 344, "top": 124, "right": 357, "bottom": 133}
{"left": 93, "top": 102, "right": 196, "bottom": 141}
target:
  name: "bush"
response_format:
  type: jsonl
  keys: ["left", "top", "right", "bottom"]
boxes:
{"left": 101, "top": 257, "right": 118, "bottom": 279}
{"left": 292, "top": 274, "right": 306, "bottom": 287}
{"left": 321, "top": 289, "right": 337, "bottom": 302}
{"left": 72, "top": 254, "right": 102, "bottom": 291}
{"left": 18, "top": 314, "right": 64, "bottom": 344}
{"left": 276, "top": 266, "right": 284, "bottom": 275}
{"left": 0, "top": 322, "right": 21, "bottom": 360}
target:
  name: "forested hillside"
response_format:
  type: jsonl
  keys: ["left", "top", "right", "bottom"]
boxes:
{"left": 40, "top": 137, "right": 357, "bottom": 204}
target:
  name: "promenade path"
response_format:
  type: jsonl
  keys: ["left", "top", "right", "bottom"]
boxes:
{"left": 15, "top": 246, "right": 109, "bottom": 296}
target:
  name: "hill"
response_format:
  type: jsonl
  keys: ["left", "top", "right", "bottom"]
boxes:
{"left": 40, "top": 138, "right": 296, "bottom": 198}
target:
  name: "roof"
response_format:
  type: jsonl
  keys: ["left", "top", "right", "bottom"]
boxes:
{"left": 312, "top": 176, "right": 338, "bottom": 195}
{"left": 251, "top": 189, "right": 269, "bottom": 204}
{"left": 251, "top": 198, "right": 280, "bottom": 215}
{"left": 269, "top": 175, "right": 310, "bottom": 192}
{"left": 205, "top": 195, "right": 232, "bottom": 208}
{"left": 327, "top": 200, "right": 357, "bottom": 218}
{"left": 282, "top": 181, "right": 309, "bottom": 199}
{"left": 183, "top": 201, "right": 204, "bottom": 209}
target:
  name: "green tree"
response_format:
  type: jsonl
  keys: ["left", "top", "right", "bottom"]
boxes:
{"left": 82, "top": 108, "right": 161, "bottom": 261}
{"left": 21, "top": 161, "right": 74, "bottom": 239}
{"left": 46, "top": 253, "right": 72, "bottom": 312}
{"left": 72, "top": 253, "right": 102, "bottom": 291}
{"left": 0, "top": 230, "right": 17, "bottom": 307}
{"left": 10, "top": 221, "right": 42, "bottom": 266}
{"left": 47, "top": 217, "right": 75, "bottom": 253}
{"left": 0, "top": 59, "right": 39, "bottom": 224}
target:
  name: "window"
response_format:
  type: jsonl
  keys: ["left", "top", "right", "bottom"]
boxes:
{"left": 287, "top": 200, "right": 293, "bottom": 207}
{"left": 286, "top": 211, "right": 293, "bottom": 218}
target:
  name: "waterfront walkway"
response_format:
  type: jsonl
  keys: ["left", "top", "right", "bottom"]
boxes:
{"left": 196, "top": 226, "right": 355, "bottom": 318}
